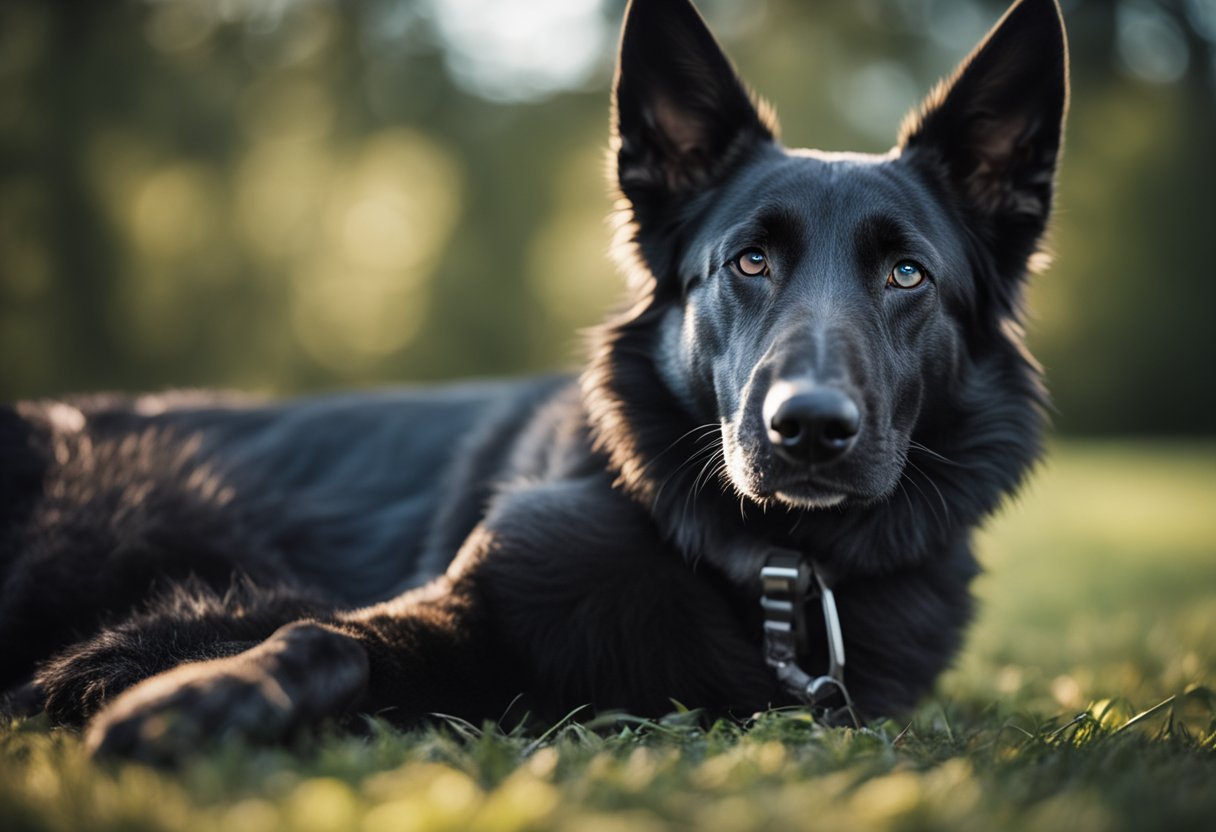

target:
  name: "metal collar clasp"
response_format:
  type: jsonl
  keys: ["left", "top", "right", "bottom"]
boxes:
{"left": 760, "top": 549, "right": 859, "bottom": 726}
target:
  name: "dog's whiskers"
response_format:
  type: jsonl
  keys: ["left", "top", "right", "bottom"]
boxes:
{"left": 649, "top": 425, "right": 723, "bottom": 507}
{"left": 680, "top": 439, "right": 725, "bottom": 530}
{"left": 641, "top": 423, "right": 721, "bottom": 476}
{"left": 899, "top": 461, "right": 941, "bottom": 528}
{"left": 657, "top": 450, "right": 723, "bottom": 524}
{"left": 908, "top": 440, "right": 962, "bottom": 468}
{"left": 896, "top": 478, "right": 915, "bottom": 516}
{"left": 904, "top": 458, "right": 952, "bottom": 529}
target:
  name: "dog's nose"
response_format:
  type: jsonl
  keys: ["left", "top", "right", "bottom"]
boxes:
{"left": 764, "top": 385, "right": 860, "bottom": 463}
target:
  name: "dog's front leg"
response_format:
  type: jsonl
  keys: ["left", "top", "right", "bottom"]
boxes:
{"left": 85, "top": 620, "right": 369, "bottom": 761}
{"left": 85, "top": 476, "right": 776, "bottom": 758}
{"left": 211, "top": 477, "right": 777, "bottom": 729}
{"left": 332, "top": 569, "right": 523, "bottom": 723}
{"left": 83, "top": 571, "right": 519, "bottom": 760}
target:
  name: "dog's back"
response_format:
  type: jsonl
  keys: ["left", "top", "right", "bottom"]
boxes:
{"left": 0, "top": 377, "right": 570, "bottom": 687}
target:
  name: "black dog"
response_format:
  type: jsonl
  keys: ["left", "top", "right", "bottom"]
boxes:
{"left": 0, "top": 0, "right": 1067, "bottom": 758}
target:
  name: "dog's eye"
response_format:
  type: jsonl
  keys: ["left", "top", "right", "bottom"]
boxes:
{"left": 732, "top": 249, "right": 769, "bottom": 277}
{"left": 887, "top": 260, "right": 927, "bottom": 289}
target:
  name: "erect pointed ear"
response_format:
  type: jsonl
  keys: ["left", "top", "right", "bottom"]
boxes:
{"left": 613, "top": 0, "right": 776, "bottom": 232}
{"left": 900, "top": 0, "right": 1068, "bottom": 271}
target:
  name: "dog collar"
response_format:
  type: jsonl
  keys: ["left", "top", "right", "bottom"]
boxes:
{"left": 759, "top": 548, "right": 859, "bottom": 726}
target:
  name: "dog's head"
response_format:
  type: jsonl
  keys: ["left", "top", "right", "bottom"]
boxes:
{"left": 586, "top": 0, "right": 1067, "bottom": 557}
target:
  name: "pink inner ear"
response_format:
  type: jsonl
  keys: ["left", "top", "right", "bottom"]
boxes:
{"left": 652, "top": 95, "right": 706, "bottom": 156}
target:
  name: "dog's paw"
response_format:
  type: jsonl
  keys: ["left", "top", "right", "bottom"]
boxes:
{"left": 84, "top": 659, "right": 295, "bottom": 763}
{"left": 37, "top": 636, "right": 154, "bottom": 727}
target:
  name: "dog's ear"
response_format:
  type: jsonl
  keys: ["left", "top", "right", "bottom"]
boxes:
{"left": 900, "top": 0, "right": 1068, "bottom": 273}
{"left": 613, "top": 0, "right": 776, "bottom": 233}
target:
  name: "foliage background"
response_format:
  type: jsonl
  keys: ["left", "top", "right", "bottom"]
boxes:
{"left": 2, "top": 0, "right": 1215, "bottom": 436}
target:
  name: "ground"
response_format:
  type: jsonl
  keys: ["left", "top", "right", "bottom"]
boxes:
{"left": 2, "top": 441, "right": 1213, "bottom": 832}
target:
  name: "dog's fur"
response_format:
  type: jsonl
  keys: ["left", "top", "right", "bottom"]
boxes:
{"left": 0, "top": 0, "right": 1067, "bottom": 758}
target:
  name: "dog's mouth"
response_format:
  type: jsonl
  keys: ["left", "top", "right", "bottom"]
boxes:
{"left": 767, "top": 477, "right": 851, "bottom": 509}
{"left": 723, "top": 423, "right": 902, "bottom": 510}
{"left": 753, "top": 468, "right": 898, "bottom": 510}
{"left": 723, "top": 436, "right": 861, "bottom": 508}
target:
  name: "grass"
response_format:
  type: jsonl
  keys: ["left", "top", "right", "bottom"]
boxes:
{"left": 2, "top": 440, "right": 1214, "bottom": 832}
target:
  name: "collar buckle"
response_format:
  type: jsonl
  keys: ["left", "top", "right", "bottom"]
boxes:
{"left": 760, "top": 548, "right": 859, "bottom": 727}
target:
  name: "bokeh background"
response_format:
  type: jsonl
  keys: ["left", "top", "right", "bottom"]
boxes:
{"left": 1, "top": 0, "right": 1214, "bottom": 437}
{"left": 1, "top": 5, "right": 1214, "bottom": 826}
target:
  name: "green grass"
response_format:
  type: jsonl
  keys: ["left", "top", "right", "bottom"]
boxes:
{"left": 2, "top": 441, "right": 1214, "bottom": 832}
